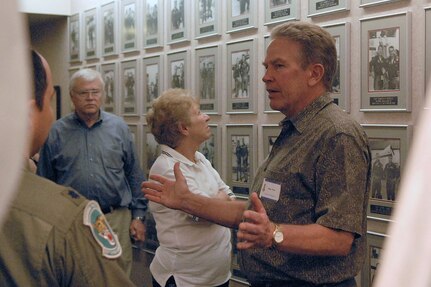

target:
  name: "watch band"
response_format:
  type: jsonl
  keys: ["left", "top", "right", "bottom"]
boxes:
{"left": 272, "top": 223, "right": 284, "bottom": 246}
{"left": 133, "top": 216, "right": 146, "bottom": 222}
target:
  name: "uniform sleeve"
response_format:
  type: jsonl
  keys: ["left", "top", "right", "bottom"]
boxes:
{"left": 314, "top": 133, "right": 370, "bottom": 237}
{"left": 48, "top": 206, "right": 136, "bottom": 287}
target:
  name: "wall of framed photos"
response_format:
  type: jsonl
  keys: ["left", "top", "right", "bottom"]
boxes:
{"left": 25, "top": 0, "right": 431, "bottom": 286}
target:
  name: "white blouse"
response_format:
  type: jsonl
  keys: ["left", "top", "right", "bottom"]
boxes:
{"left": 149, "top": 145, "right": 235, "bottom": 287}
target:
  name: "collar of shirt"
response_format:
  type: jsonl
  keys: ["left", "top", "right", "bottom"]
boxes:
{"left": 279, "top": 93, "right": 334, "bottom": 135}
{"left": 72, "top": 110, "right": 104, "bottom": 128}
{"left": 160, "top": 144, "right": 205, "bottom": 167}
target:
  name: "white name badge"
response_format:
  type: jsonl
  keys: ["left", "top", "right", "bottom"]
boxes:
{"left": 259, "top": 178, "right": 281, "bottom": 201}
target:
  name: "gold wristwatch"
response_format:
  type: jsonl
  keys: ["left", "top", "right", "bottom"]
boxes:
{"left": 133, "top": 216, "right": 146, "bottom": 222}
{"left": 272, "top": 223, "right": 284, "bottom": 245}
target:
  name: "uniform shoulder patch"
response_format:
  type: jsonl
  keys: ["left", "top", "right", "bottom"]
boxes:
{"left": 83, "top": 200, "right": 122, "bottom": 259}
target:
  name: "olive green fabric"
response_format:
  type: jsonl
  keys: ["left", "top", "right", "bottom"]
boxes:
{"left": 0, "top": 169, "right": 136, "bottom": 286}
{"left": 104, "top": 207, "right": 133, "bottom": 276}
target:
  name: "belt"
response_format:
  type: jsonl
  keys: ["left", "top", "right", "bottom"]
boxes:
{"left": 101, "top": 205, "right": 121, "bottom": 214}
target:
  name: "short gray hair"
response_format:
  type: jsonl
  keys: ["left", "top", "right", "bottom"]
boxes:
{"left": 69, "top": 68, "right": 104, "bottom": 93}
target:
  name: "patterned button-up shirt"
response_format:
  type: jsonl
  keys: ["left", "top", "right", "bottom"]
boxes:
{"left": 240, "top": 94, "right": 371, "bottom": 285}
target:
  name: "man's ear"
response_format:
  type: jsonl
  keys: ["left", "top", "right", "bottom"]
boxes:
{"left": 69, "top": 92, "right": 76, "bottom": 110}
{"left": 307, "top": 63, "right": 325, "bottom": 87}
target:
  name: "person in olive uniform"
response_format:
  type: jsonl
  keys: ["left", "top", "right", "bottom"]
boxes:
{"left": 0, "top": 50, "right": 136, "bottom": 286}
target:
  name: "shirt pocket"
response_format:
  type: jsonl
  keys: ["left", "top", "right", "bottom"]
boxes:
{"left": 261, "top": 167, "right": 316, "bottom": 225}
{"left": 103, "top": 146, "right": 124, "bottom": 171}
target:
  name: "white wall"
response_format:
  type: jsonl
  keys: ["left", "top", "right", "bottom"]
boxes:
{"left": 19, "top": 0, "right": 70, "bottom": 15}
{"left": 30, "top": 18, "right": 69, "bottom": 118}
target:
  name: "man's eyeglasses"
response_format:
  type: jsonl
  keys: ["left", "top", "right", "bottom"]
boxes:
{"left": 73, "top": 89, "right": 102, "bottom": 98}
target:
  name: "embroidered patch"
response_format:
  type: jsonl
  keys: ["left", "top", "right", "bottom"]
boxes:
{"left": 68, "top": 190, "right": 80, "bottom": 199}
{"left": 83, "top": 200, "right": 122, "bottom": 259}
{"left": 61, "top": 189, "right": 84, "bottom": 206}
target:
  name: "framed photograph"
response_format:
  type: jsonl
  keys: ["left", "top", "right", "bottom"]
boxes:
{"left": 360, "top": 12, "right": 411, "bottom": 112}
{"left": 84, "top": 8, "right": 97, "bottom": 60}
{"left": 307, "top": 0, "right": 350, "bottom": 17}
{"left": 323, "top": 22, "right": 351, "bottom": 111}
{"left": 360, "top": 0, "right": 403, "bottom": 8}
{"left": 264, "top": 0, "right": 300, "bottom": 26}
{"left": 121, "top": 0, "right": 138, "bottom": 52}
{"left": 195, "top": 0, "right": 221, "bottom": 39}
{"left": 226, "top": 124, "right": 256, "bottom": 199}
{"left": 69, "top": 67, "right": 80, "bottom": 77}
{"left": 361, "top": 232, "right": 387, "bottom": 287}
{"left": 120, "top": 59, "right": 139, "bottom": 116}
{"left": 261, "top": 124, "right": 282, "bottom": 162}
{"left": 69, "top": 13, "right": 80, "bottom": 62}
{"left": 195, "top": 45, "right": 221, "bottom": 114}
{"left": 167, "top": 50, "right": 190, "bottom": 89}
{"left": 101, "top": 63, "right": 118, "bottom": 114}
{"left": 362, "top": 124, "right": 410, "bottom": 221}
{"left": 227, "top": 39, "right": 257, "bottom": 114}
{"left": 167, "top": 0, "right": 190, "bottom": 44}
{"left": 142, "top": 55, "right": 163, "bottom": 114}
{"left": 227, "top": 0, "right": 257, "bottom": 33}
{"left": 426, "top": 7, "right": 431, "bottom": 91}
{"left": 101, "top": 2, "right": 117, "bottom": 56}
{"left": 199, "top": 124, "right": 221, "bottom": 172}
{"left": 142, "top": 125, "right": 161, "bottom": 178}
{"left": 85, "top": 64, "right": 99, "bottom": 72}
{"left": 128, "top": 124, "right": 140, "bottom": 159}
{"left": 143, "top": 0, "right": 163, "bottom": 48}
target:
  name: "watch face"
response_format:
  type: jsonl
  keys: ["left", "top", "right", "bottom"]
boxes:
{"left": 274, "top": 231, "right": 283, "bottom": 243}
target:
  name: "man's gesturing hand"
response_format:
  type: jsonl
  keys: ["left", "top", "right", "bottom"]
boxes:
{"left": 141, "top": 162, "right": 189, "bottom": 210}
{"left": 237, "top": 192, "right": 274, "bottom": 249}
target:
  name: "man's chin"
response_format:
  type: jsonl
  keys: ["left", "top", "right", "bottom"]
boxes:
{"left": 84, "top": 105, "right": 99, "bottom": 111}
{"left": 82, "top": 108, "right": 99, "bottom": 116}
{"left": 269, "top": 102, "right": 280, "bottom": 112}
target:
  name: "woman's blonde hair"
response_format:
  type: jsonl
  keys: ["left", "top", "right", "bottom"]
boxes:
{"left": 146, "top": 88, "right": 198, "bottom": 148}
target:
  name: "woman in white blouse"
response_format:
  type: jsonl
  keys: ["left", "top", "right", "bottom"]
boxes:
{"left": 146, "top": 89, "right": 235, "bottom": 287}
